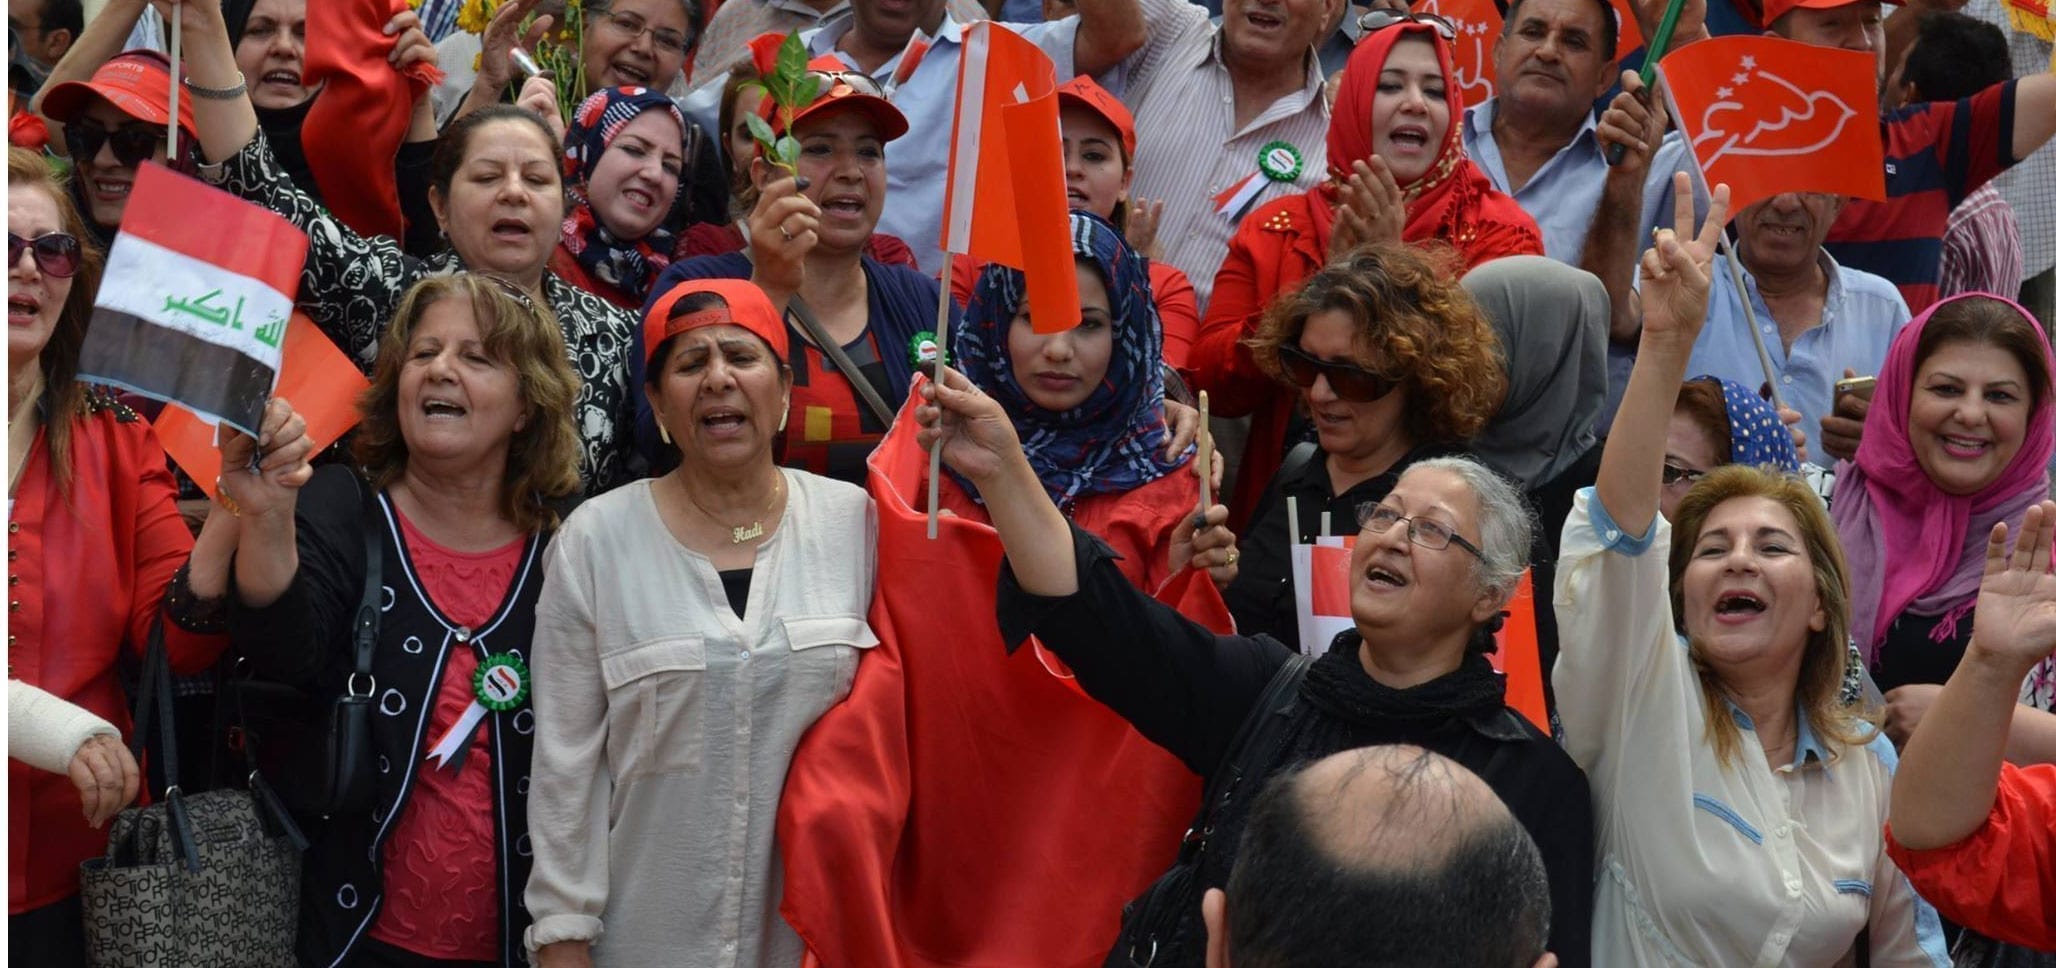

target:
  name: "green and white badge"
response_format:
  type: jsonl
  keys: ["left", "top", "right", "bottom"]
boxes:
{"left": 473, "top": 653, "right": 530, "bottom": 713}
{"left": 1257, "top": 141, "right": 1304, "bottom": 183}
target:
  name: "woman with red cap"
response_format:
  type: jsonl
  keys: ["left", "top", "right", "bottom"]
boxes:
{"left": 525, "top": 278, "right": 878, "bottom": 968}
{"left": 642, "top": 60, "right": 947, "bottom": 485}
{"left": 30, "top": 49, "right": 199, "bottom": 250}
{"left": 945, "top": 76, "right": 1201, "bottom": 372}
{"left": 1190, "top": 14, "right": 1543, "bottom": 529}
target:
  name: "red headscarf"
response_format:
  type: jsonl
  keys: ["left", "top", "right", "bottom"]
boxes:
{"left": 1315, "top": 22, "right": 1540, "bottom": 268}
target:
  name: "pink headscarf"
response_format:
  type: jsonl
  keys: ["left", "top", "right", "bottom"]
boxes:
{"left": 1832, "top": 293, "right": 2056, "bottom": 662}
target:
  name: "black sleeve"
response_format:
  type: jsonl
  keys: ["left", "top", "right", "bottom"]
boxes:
{"left": 1534, "top": 762, "right": 1595, "bottom": 968}
{"left": 683, "top": 120, "right": 731, "bottom": 228}
{"left": 396, "top": 139, "right": 443, "bottom": 260}
{"left": 996, "top": 520, "right": 1294, "bottom": 775}
{"left": 227, "top": 466, "right": 370, "bottom": 687}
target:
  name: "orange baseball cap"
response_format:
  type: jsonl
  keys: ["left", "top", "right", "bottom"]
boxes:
{"left": 1057, "top": 75, "right": 1136, "bottom": 161}
{"left": 1757, "top": 0, "right": 1901, "bottom": 29}
{"left": 40, "top": 49, "right": 198, "bottom": 140}
{"left": 644, "top": 279, "right": 790, "bottom": 368}
{"left": 767, "top": 55, "right": 909, "bottom": 142}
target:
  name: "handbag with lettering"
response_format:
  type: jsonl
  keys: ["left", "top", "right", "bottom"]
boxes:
{"left": 80, "top": 620, "right": 304, "bottom": 967}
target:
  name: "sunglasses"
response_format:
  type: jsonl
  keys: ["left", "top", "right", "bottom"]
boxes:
{"left": 1275, "top": 344, "right": 1397, "bottom": 403}
{"left": 8, "top": 231, "right": 82, "bottom": 278}
{"left": 1661, "top": 462, "right": 1706, "bottom": 487}
{"left": 64, "top": 121, "right": 164, "bottom": 168}
{"left": 806, "top": 69, "right": 887, "bottom": 100}
{"left": 1356, "top": 9, "right": 1458, "bottom": 38}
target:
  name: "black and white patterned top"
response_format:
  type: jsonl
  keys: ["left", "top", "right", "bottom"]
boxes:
{"left": 209, "top": 131, "right": 640, "bottom": 494}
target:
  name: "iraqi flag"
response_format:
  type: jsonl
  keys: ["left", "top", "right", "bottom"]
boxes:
{"left": 1291, "top": 533, "right": 1551, "bottom": 732}
{"left": 941, "top": 23, "right": 1079, "bottom": 334}
{"left": 1663, "top": 35, "right": 1885, "bottom": 215}
{"left": 77, "top": 164, "right": 307, "bottom": 439}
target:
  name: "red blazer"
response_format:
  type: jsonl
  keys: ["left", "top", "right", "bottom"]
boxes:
{"left": 7, "top": 396, "right": 226, "bottom": 913}
{"left": 1191, "top": 193, "right": 1541, "bottom": 530}
{"left": 1887, "top": 761, "right": 2056, "bottom": 951}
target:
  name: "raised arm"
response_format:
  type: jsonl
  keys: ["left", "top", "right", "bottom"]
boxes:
{"left": 1069, "top": 0, "right": 1147, "bottom": 78}
{"left": 1595, "top": 175, "right": 1730, "bottom": 538}
{"left": 1583, "top": 70, "right": 1666, "bottom": 345}
{"left": 2014, "top": 72, "right": 2056, "bottom": 164}
{"left": 917, "top": 365, "right": 1076, "bottom": 594}
{"left": 28, "top": 0, "right": 150, "bottom": 131}
{"left": 1892, "top": 502, "right": 2056, "bottom": 850}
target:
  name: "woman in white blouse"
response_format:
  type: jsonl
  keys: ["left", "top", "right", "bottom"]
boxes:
{"left": 524, "top": 278, "right": 877, "bottom": 968}
{"left": 1552, "top": 179, "right": 1950, "bottom": 966}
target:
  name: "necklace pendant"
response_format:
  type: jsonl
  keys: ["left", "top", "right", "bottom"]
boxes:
{"left": 731, "top": 521, "right": 765, "bottom": 544}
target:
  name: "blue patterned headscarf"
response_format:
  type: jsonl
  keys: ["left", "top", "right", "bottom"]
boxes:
{"left": 1699, "top": 375, "right": 1800, "bottom": 472}
{"left": 956, "top": 211, "right": 1191, "bottom": 508}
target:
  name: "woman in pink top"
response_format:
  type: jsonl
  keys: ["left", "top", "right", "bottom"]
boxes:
{"left": 210, "top": 273, "right": 584, "bottom": 967}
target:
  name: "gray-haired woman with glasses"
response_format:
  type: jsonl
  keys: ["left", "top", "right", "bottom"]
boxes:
{"left": 913, "top": 363, "right": 1595, "bottom": 967}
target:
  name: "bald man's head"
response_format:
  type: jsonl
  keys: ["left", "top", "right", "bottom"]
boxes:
{"left": 1205, "top": 746, "right": 1554, "bottom": 968}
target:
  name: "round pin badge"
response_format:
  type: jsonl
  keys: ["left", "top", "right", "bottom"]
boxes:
{"left": 908, "top": 331, "right": 942, "bottom": 371}
{"left": 473, "top": 653, "right": 531, "bottom": 713}
{"left": 1257, "top": 141, "right": 1304, "bottom": 183}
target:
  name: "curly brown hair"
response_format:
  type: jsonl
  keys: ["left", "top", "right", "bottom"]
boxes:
{"left": 1249, "top": 242, "right": 1507, "bottom": 445}
{"left": 352, "top": 275, "right": 583, "bottom": 532}
{"left": 9, "top": 147, "right": 107, "bottom": 494}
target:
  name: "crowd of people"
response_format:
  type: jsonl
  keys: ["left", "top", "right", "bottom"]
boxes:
{"left": 6, "top": 0, "right": 2056, "bottom": 962}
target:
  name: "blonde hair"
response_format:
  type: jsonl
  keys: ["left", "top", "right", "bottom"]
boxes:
{"left": 352, "top": 275, "right": 583, "bottom": 531}
{"left": 1666, "top": 465, "right": 1880, "bottom": 767}
{"left": 8, "top": 147, "right": 107, "bottom": 494}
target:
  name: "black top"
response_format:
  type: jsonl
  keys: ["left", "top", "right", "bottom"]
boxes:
{"left": 1871, "top": 608, "right": 1977, "bottom": 696}
{"left": 719, "top": 567, "right": 753, "bottom": 619}
{"left": 1223, "top": 442, "right": 1454, "bottom": 645}
{"left": 998, "top": 522, "right": 1595, "bottom": 968}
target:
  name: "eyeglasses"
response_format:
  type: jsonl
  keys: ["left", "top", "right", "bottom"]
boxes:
{"left": 64, "top": 121, "right": 164, "bottom": 168}
{"left": 806, "top": 69, "right": 886, "bottom": 101}
{"left": 1356, "top": 9, "right": 1457, "bottom": 37}
{"left": 1661, "top": 463, "right": 1707, "bottom": 487}
{"left": 1356, "top": 504, "right": 1485, "bottom": 560}
{"left": 591, "top": 10, "right": 692, "bottom": 56}
{"left": 1274, "top": 344, "right": 1396, "bottom": 403}
{"left": 8, "top": 232, "right": 82, "bottom": 278}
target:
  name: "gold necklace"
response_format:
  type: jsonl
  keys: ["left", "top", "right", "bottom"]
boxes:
{"left": 681, "top": 472, "right": 784, "bottom": 544}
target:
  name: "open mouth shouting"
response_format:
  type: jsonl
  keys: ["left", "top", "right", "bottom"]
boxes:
{"left": 1712, "top": 590, "right": 1767, "bottom": 623}
{"left": 8, "top": 292, "right": 43, "bottom": 327}
{"left": 699, "top": 405, "right": 750, "bottom": 439}
{"left": 489, "top": 216, "right": 535, "bottom": 246}
{"left": 421, "top": 396, "right": 469, "bottom": 422}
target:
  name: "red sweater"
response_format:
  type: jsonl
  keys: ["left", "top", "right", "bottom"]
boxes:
{"left": 1886, "top": 761, "right": 2056, "bottom": 951}
{"left": 8, "top": 399, "right": 226, "bottom": 913}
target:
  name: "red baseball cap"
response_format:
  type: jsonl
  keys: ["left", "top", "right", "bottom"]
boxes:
{"left": 644, "top": 279, "right": 790, "bottom": 368}
{"left": 1057, "top": 76, "right": 1136, "bottom": 161}
{"left": 1757, "top": 0, "right": 1901, "bottom": 29}
{"left": 767, "top": 55, "right": 909, "bottom": 143}
{"left": 40, "top": 49, "right": 198, "bottom": 140}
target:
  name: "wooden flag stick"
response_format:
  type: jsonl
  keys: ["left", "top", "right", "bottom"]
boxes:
{"left": 1287, "top": 496, "right": 1300, "bottom": 547}
{"left": 1196, "top": 390, "right": 1212, "bottom": 515}
{"left": 926, "top": 263, "right": 952, "bottom": 540}
{"left": 166, "top": 1, "right": 182, "bottom": 161}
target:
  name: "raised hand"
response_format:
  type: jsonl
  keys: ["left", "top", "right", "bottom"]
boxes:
{"left": 1124, "top": 196, "right": 1164, "bottom": 260}
{"left": 747, "top": 173, "right": 820, "bottom": 301}
{"left": 516, "top": 74, "right": 565, "bottom": 141}
{"left": 475, "top": 0, "right": 553, "bottom": 94}
{"left": 216, "top": 397, "right": 315, "bottom": 520}
{"left": 1162, "top": 398, "right": 1199, "bottom": 461}
{"left": 1329, "top": 158, "right": 1405, "bottom": 259}
{"left": 1169, "top": 504, "right": 1241, "bottom": 589}
{"left": 1637, "top": 175, "right": 1729, "bottom": 347}
{"left": 1970, "top": 501, "right": 2056, "bottom": 675}
{"left": 915, "top": 366, "right": 1024, "bottom": 486}
{"left": 385, "top": 8, "right": 438, "bottom": 74}
{"left": 1597, "top": 70, "right": 1669, "bottom": 178}
{"left": 1820, "top": 368, "right": 1872, "bottom": 463}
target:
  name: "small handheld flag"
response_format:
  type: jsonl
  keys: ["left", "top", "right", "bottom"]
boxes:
{"left": 77, "top": 164, "right": 310, "bottom": 439}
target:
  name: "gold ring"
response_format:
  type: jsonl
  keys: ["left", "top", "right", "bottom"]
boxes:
{"left": 1225, "top": 550, "right": 1239, "bottom": 567}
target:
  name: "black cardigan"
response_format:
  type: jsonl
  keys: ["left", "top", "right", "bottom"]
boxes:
{"left": 230, "top": 466, "right": 550, "bottom": 968}
{"left": 998, "top": 522, "right": 1595, "bottom": 968}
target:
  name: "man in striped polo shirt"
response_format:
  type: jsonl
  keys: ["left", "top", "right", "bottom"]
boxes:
{"left": 1764, "top": 0, "right": 2056, "bottom": 314}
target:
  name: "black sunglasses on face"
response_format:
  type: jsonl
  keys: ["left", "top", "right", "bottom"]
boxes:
{"left": 64, "top": 121, "right": 163, "bottom": 169}
{"left": 1275, "top": 343, "right": 1397, "bottom": 403}
{"left": 1355, "top": 9, "right": 1458, "bottom": 38}
{"left": 8, "top": 231, "right": 82, "bottom": 278}
{"left": 1661, "top": 462, "right": 1706, "bottom": 487}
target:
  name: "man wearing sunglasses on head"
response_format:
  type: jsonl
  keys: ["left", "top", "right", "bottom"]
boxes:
{"left": 29, "top": 49, "right": 197, "bottom": 249}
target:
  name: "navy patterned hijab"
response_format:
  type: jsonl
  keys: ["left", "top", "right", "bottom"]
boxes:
{"left": 956, "top": 211, "right": 1190, "bottom": 508}
{"left": 1701, "top": 375, "right": 1800, "bottom": 472}
{"left": 559, "top": 86, "right": 689, "bottom": 302}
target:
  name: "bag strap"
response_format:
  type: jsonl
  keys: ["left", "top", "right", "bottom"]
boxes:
{"left": 787, "top": 295, "right": 899, "bottom": 428}
{"left": 352, "top": 474, "right": 384, "bottom": 684}
{"left": 1179, "top": 653, "right": 1314, "bottom": 863}
{"left": 130, "top": 619, "right": 205, "bottom": 871}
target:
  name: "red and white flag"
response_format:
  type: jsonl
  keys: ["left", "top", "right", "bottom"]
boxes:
{"left": 78, "top": 164, "right": 308, "bottom": 438}
{"left": 941, "top": 22, "right": 1078, "bottom": 334}
{"left": 1664, "top": 35, "right": 1885, "bottom": 215}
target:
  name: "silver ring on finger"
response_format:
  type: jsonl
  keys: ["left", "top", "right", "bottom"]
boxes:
{"left": 779, "top": 222, "right": 795, "bottom": 241}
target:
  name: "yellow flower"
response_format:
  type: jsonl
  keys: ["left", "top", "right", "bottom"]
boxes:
{"left": 456, "top": 0, "right": 497, "bottom": 35}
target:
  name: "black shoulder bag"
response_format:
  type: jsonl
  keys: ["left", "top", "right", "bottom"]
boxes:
{"left": 228, "top": 475, "right": 384, "bottom": 819}
{"left": 1104, "top": 653, "right": 1314, "bottom": 968}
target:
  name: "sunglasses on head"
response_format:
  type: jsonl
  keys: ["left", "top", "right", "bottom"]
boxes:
{"left": 9, "top": 232, "right": 82, "bottom": 278}
{"left": 1274, "top": 343, "right": 1397, "bottom": 402}
{"left": 64, "top": 121, "right": 164, "bottom": 169}
{"left": 806, "top": 69, "right": 887, "bottom": 101}
{"left": 1356, "top": 9, "right": 1457, "bottom": 38}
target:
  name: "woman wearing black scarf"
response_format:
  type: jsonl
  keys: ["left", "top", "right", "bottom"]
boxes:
{"left": 916, "top": 365, "right": 1595, "bottom": 968}
{"left": 222, "top": 0, "right": 441, "bottom": 257}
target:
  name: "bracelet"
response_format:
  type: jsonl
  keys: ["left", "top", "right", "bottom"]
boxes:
{"left": 185, "top": 72, "right": 248, "bottom": 101}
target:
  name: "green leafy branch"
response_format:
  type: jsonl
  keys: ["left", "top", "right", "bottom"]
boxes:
{"left": 741, "top": 33, "right": 821, "bottom": 176}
